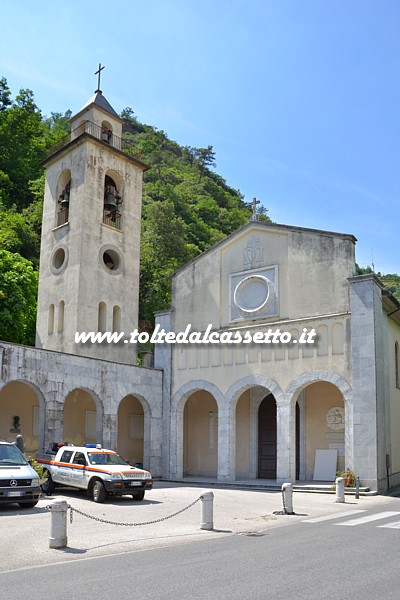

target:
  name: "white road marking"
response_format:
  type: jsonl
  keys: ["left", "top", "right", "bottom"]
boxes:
{"left": 377, "top": 520, "right": 400, "bottom": 529}
{"left": 303, "top": 510, "right": 366, "bottom": 523}
{"left": 335, "top": 511, "right": 400, "bottom": 526}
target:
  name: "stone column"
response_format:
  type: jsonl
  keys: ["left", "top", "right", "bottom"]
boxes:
{"left": 154, "top": 310, "right": 173, "bottom": 478}
{"left": 43, "top": 386, "right": 64, "bottom": 450}
{"left": 276, "top": 398, "right": 295, "bottom": 482}
{"left": 102, "top": 412, "right": 117, "bottom": 450}
{"left": 148, "top": 409, "right": 163, "bottom": 477}
{"left": 217, "top": 405, "right": 235, "bottom": 481}
{"left": 349, "top": 274, "right": 388, "bottom": 492}
{"left": 170, "top": 405, "right": 184, "bottom": 479}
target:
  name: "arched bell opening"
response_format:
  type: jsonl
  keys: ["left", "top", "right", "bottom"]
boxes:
{"left": 101, "top": 120, "right": 113, "bottom": 144}
{"left": 103, "top": 173, "right": 122, "bottom": 229}
{"left": 56, "top": 169, "right": 71, "bottom": 226}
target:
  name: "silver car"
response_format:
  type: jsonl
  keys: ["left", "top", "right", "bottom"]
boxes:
{"left": 0, "top": 441, "right": 41, "bottom": 508}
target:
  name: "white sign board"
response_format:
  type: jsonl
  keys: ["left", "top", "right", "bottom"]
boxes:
{"left": 313, "top": 449, "right": 338, "bottom": 481}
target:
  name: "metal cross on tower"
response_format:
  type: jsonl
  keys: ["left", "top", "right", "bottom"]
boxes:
{"left": 95, "top": 63, "right": 105, "bottom": 92}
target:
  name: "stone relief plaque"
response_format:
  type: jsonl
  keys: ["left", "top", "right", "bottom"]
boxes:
{"left": 230, "top": 265, "right": 278, "bottom": 322}
{"left": 326, "top": 407, "right": 345, "bottom": 431}
{"left": 234, "top": 275, "right": 271, "bottom": 314}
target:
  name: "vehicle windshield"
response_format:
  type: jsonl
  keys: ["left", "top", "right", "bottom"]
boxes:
{"left": 0, "top": 444, "right": 27, "bottom": 466}
{"left": 87, "top": 452, "right": 127, "bottom": 466}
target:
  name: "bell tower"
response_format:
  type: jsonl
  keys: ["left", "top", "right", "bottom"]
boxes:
{"left": 36, "top": 73, "right": 148, "bottom": 364}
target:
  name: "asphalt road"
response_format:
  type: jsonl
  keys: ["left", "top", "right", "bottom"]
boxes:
{"left": 4, "top": 497, "right": 400, "bottom": 600}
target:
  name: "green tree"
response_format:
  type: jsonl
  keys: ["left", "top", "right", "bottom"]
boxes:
{"left": 0, "top": 250, "right": 38, "bottom": 345}
{"left": 0, "top": 204, "right": 40, "bottom": 263}
{"left": 0, "top": 80, "right": 48, "bottom": 210}
{"left": 45, "top": 110, "right": 72, "bottom": 140}
{"left": 140, "top": 201, "right": 190, "bottom": 322}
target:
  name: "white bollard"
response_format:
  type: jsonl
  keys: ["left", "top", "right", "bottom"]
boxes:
{"left": 335, "top": 477, "right": 345, "bottom": 503}
{"left": 49, "top": 499, "right": 68, "bottom": 548}
{"left": 200, "top": 490, "right": 214, "bottom": 530}
{"left": 282, "top": 483, "right": 294, "bottom": 514}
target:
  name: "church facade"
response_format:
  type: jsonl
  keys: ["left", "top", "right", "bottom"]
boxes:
{"left": 1, "top": 89, "right": 399, "bottom": 492}
{"left": 156, "top": 222, "right": 400, "bottom": 492}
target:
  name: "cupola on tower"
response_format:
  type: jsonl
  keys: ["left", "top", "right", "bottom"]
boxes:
{"left": 36, "top": 70, "right": 148, "bottom": 364}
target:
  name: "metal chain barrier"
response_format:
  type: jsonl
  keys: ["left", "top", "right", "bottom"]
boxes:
{"left": 51, "top": 495, "right": 203, "bottom": 527}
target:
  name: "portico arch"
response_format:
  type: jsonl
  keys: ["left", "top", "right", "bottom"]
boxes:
{"left": 117, "top": 394, "right": 151, "bottom": 469}
{"left": 0, "top": 380, "right": 46, "bottom": 454}
{"left": 170, "top": 381, "right": 224, "bottom": 479}
{"left": 63, "top": 388, "right": 103, "bottom": 446}
{"left": 286, "top": 371, "right": 352, "bottom": 482}
{"left": 183, "top": 391, "right": 218, "bottom": 477}
{"left": 227, "top": 376, "right": 285, "bottom": 482}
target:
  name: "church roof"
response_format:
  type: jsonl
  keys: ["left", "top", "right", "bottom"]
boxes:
{"left": 79, "top": 90, "right": 121, "bottom": 118}
{"left": 71, "top": 90, "right": 123, "bottom": 124}
{"left": 172, "top": 220, "right": 357, "bottom": 278}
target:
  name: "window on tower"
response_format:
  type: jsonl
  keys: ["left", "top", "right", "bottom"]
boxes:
{"left": 113, "top": 305, "right": 121, "bottom": 332}
{"left": 58, "top": 301, "right": 65, "bottom": 333}
{"left": 48, "top": 304, "right": 55, "bottom": 335}
{"left": 98, "top": 302, "right": 107, "bottom": 333}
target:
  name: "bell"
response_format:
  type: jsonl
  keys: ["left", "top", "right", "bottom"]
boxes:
{"left": 104, "top": 191, "right": 118, "bottom": 212}
{"left": 59, "top": 188, "right": 70, "bottom": 208}
{"left": 101, "top": 129, "right": 111, "bottom": 143}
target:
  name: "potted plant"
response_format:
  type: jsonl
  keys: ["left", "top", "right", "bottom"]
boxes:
{"left": 336, "top": 468, "right": 356, "bottom": 487}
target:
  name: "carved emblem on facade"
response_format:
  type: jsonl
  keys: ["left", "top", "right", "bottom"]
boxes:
{"left": 243, "top": 235, "right": 264, "bottom": 266}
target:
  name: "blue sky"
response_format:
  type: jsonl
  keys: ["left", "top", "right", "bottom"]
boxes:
{"left": 0, "top": 0, "right": 399, "bottom": 273}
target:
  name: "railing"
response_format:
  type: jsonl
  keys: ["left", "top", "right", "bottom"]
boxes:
{"left": 103, "top": 209, "right": 122, "bottom": 230}
{"left": 56, "top": 207, "right": 69, "bottom": 227}
{"left": 47, "top": 121, "right": 142, "bottom": 160}
{"left": 54, "top": 199, "right": 122, "bottom": 230}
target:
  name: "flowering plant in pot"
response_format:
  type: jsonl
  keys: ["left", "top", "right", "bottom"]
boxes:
{"left": 336, "top": 468, "right": 356, "bottom": 487}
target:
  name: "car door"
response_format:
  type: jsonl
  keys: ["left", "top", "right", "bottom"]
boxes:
{"left": 70, "top": 451, "right": 87, "bottom": 488}
{"left": 54, "top": 449, "right": 74, "bottom": 485}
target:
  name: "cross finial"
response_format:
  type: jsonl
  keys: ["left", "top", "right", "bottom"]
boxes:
{"left": 95, "top": 63, "right": 105, "bottom": 92}
{"left": 249, "top": 197, "right": 260, "bottom": 221}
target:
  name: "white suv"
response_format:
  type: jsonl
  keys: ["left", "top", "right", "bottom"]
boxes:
{"left": 0, "top": 441, "right": 41, "bottom": 508}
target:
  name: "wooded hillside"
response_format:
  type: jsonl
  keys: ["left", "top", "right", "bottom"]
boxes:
{"left": 0, "top": 78, "right": 398, "bottom": 346}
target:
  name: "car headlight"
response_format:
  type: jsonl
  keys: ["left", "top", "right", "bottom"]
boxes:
{"left": 111, "top": 473, "right": 122, "bottom": 480}
{"left": 142, "top": 473, "right": 152, "bottom": 480}
{"left": 31, "top": 477, "right": 40, "bottom": 487}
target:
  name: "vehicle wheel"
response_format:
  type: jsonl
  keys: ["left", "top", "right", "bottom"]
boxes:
{"left": 41, "top": 471, "right": 55, "bottom": 495}
{"left": 92, "top": 480, "right": 106, "bottom": 503}
{"left": 18, "top": 501, "right": 38, "bottom": 508}
{"left": 132, "top": 490, "right": 145, "bottom": 501}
